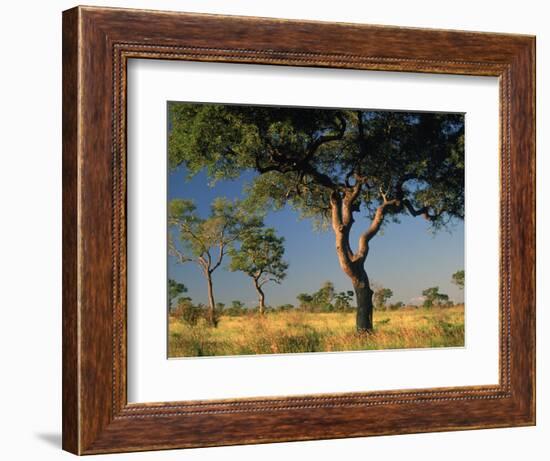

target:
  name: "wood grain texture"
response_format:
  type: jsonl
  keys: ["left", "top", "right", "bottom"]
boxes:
{"left": 61, "top": 7, "right": 79, "bottom": 454}
{"left": 62, "top": 5, "right": 536, "bottom": 455}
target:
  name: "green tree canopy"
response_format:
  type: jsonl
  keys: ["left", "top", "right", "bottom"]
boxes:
{"left": 422, "top": 286, "right": 450, "bottom": 308}
{"left": 452, "top": 270, "right": 465, "bottom": 290}
{"left": 169, "top": 104, "right": 464, "bottom": 227}
{"left": 229, "top": 227, "right": 288, "bottom": 313}
{"left": 231, "top": 300, "right": 245, "bottom": 309}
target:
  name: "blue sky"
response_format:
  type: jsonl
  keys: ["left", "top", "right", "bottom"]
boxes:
{"left": 168, "top": 166, "right": 464, "bottom": 308}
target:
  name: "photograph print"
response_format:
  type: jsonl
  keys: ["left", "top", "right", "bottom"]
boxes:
{"left": 167, "top": 103, "right": 465, "bottom": 358}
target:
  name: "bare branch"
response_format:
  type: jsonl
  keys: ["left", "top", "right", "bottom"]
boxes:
{"left": 168, "top": 236, "right": 192, "bottom": 264}
{"left": 402, "top": 199, "right": 439, "bottom": 221}
{"left": 209, "top": 243, "right": 225, "bottom": 273}
{"left": 259, "top": 277, "right": 279, "bottom": 287}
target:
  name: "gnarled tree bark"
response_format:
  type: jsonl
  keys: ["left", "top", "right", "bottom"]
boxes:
{"left": 330, "top": 185, "right": 391, "bottom": 333}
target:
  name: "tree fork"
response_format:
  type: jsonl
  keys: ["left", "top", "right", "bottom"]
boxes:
{"left": 331, "top": 195, "right": 375, "bottom": 332}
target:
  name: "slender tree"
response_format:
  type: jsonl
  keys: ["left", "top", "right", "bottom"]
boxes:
{"left": 422, "top": 286, "right": 449, "bottom": 308}
{"left": 229, "top": 227, "right": 288, "bottom": 314}
{"left": 168, "top": 197, "right": 261, "bottom": 326}
{"left": 169, "top": 104, "right": 464, "bottom": 331}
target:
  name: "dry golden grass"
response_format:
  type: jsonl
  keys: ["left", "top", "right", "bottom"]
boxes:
{"left": 168, "top": 305, "right": 465, "bottom": 358}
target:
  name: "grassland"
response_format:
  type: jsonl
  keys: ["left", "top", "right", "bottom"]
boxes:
{"left": 168, "top": 305, "right": 465, "bottom": 358}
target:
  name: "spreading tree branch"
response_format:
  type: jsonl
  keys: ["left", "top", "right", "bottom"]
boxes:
{"left": 402, "top": 199, "right": 440, "bottom": 221}
{"left": 209, "top": 243, "right": 226, "bottom": 273}
{"left": 355, "top": 191, "right": 401, "bottom": 260}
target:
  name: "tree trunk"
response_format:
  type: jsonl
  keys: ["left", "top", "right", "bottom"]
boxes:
{"left": 254, "top": 279, "right": 266, "bottom": 314}
{"left": 330, "top": 191, "right": 377, "bottom": 333}
{"left": 205, "top": 272, "right": 217, "bottom": 326}
{"left": 336, "top": 260, "right": 374, "bottom": 333}
{"left": 352, "top": 274, "right": 374, "bottom": 332}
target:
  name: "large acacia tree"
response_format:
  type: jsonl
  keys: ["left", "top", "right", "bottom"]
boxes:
{"left": 169, "top": 104, "right": 464, "bottom": 332}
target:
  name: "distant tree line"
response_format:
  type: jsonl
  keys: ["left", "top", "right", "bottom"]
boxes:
{"left": 296, "top": 281, "right": 355, "bottom": 312}
{"left": 169, "top": 269, "right": 464, "bottom": 326}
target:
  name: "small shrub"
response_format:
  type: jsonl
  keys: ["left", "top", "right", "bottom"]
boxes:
{"left": 389, "top": 301, "right": 404, "bottom": 311}
{"left": 173, "top": 299, "right": 205, "bottom": 326}
{"left": 277, "top": 325, "right": 322, "bottom": 353}
{"left": 225, "top": 300, "right": 247, "bottom": 316}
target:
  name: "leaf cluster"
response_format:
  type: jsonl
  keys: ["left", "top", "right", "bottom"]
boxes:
{"left": 228, "top": 227, "right": 289, "bottom": 285}
{"left": 451, "top": 269, "right": 465, "bottom": 290}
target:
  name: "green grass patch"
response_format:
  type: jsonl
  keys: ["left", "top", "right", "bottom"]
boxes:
{"left": 168, "top": 305, "right": 465, "bottom": 358}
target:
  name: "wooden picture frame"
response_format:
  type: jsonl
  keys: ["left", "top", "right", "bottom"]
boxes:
{"left": 62, "top": 5, "right": 535, "bottom": 455}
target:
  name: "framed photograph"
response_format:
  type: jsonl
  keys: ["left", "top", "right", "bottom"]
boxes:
{"left": 62, "top": 6, "right": 535, "bottom": 455}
